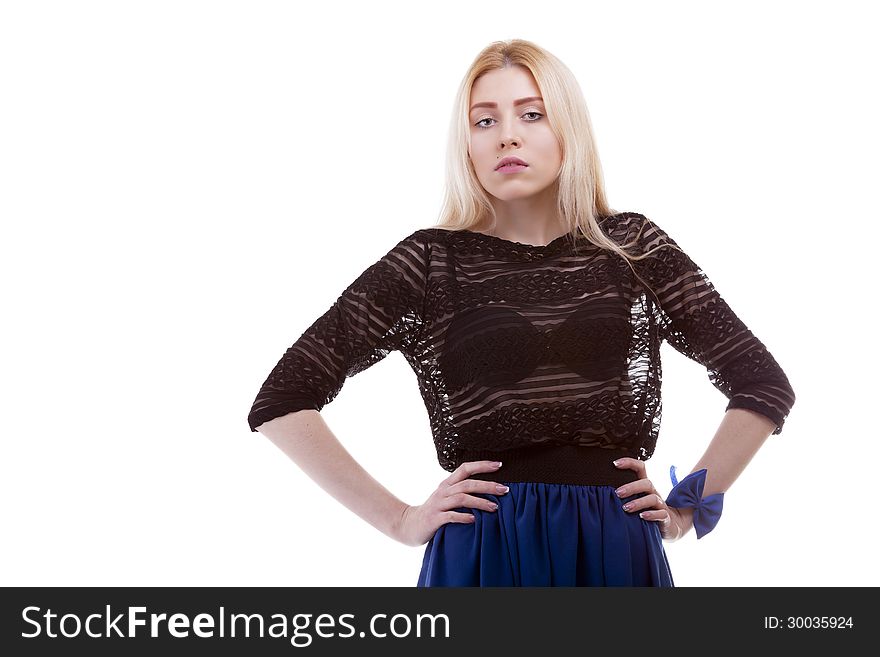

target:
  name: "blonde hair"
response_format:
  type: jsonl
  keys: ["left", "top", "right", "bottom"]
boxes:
{"left": 429, "top": 38, "right": 680, "bottom": 290}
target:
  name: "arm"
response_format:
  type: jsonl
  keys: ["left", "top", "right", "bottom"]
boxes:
{"left": 257, "top": 409, "right": 408, "bottom": 540}
{"left": 622, "top": 213, "right": 797, "bottom": 436}
{"left": 656, "top": 407, "right": 774, "bottom": 541}
{"left": 247, "top": 230, "right": 429, "bottom": 430}
{"left": 692, "top": 406, "right": 776, "bottom": 496}
{"left": 246, "top": 231, "right": 429, "bottom": 539}
{"left": 629, "top": 215, "right": 796, "bottom": 482}
{"left": 620, "top": 213, "right": 796, "bottom": 537}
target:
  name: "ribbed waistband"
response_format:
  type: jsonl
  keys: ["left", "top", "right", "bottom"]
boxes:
{"left": 461, "top": 444, "right": 642, "bottom": 486}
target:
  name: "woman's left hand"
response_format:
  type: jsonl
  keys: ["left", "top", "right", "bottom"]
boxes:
{"left": 613, "top": 457, "right": 694, "bottom": 542}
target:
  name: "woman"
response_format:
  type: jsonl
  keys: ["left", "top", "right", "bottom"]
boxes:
{"left": 247, "top": 39, "right": 795, "bottom": 586}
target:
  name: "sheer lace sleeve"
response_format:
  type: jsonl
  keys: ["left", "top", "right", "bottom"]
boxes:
{"left": 620, "top": 213, "right": 795, "bottom": 435}
{"left": 247, "top": 230, "right": 429, "bottom": 432}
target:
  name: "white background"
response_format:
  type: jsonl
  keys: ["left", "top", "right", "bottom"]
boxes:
{"left": 2, "top": 0, "right": 876, "bottom": 587}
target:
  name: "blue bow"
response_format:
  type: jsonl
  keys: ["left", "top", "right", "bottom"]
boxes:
{"left": 664, "top": 466, "right": 724, "bottom": 539}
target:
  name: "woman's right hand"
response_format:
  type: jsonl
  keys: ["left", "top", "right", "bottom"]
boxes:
{"left": 392, "top": 460, "right": 510, "bottom": 547}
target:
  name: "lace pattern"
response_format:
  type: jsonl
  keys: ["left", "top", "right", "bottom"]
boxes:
{"left": 247, "top": 212, "right": 796, "bottom": 471}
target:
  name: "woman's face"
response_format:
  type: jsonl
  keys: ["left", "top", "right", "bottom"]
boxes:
{"left": 468, "top": 65, "right": 562, "bottom": 202}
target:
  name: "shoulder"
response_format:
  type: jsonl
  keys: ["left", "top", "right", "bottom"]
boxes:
{"left": 409, "top": 227, "right": 455, "bottom": 245}
{"left": 401, "top": 226, "right": 473, "bottom": 253}
{"left": 600, "top": 211, "right": 678, "bottom": 250}
{"left": 372, "top": 228, "right": 435, "bottom": 277}
{"left": 600, "top": 211, "right": 649, "bottom": 242}
{"left": 376, "top": 228, "right": 434, "bottom": 256}
{"left": 391, "top": 227, "right": 440, "bottom": 249}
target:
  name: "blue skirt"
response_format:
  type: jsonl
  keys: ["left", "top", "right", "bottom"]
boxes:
{"left": 416, "top": 446, "right": 675, "bottom": 587}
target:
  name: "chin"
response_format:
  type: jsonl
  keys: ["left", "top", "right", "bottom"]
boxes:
{"left": 491, "top": 182, "right": 550, "bottom": 198}
{"left": 489, "top": 191, "right": 539, "bottom": 202}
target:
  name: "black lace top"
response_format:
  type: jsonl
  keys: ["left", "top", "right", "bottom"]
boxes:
{"left": 247, "top": 212, "right": 795, "bottom": 471}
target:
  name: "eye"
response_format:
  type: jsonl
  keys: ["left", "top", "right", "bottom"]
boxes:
{"left": 474, "top": 111, "right": 544, "bottom": 129}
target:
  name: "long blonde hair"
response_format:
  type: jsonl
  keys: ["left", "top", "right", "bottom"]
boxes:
{"left": 429, "top": 38, "right": 679, "bottom": 288}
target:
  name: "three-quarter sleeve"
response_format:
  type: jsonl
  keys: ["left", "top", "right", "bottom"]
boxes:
{"left": 622, "top": 213, "right": 795, "bottom": 435}
{"left": 247, "top": 230, "right": 429, "bottom": 432}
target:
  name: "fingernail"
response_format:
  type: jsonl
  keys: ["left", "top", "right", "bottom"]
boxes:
{"left": 492, "top": 461, "right": 502, "bottom": 468}
{"left": 496, "top": 484, "right": 510, "bottom": 493}
{"left": 612, "top": 459, "right": 620, "bottom": 466}
{"left": 623, "top": 503, "right": 633, "bottom": 511}
{"left": 615, "top": 487, "right": 626, "bottom": 497}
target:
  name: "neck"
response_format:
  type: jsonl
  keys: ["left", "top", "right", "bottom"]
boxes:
{"left": 481, "top": 185, "right": 566, "bottom": 246}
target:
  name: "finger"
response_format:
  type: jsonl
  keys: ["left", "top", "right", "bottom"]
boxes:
{"left": 645, "top": 492, "right": 665, "bottom": 508}
{"left": 637, "top": 509, "right": 671, "bottom": 522}
{"left": 621, "top": 493, "right": 665, "bottom": 514}
{"left": 445, "top": 491, "right": 500, "bottom": 513}
{"left": 448, "top": 478, "right": 510, "bottom": 497}
{"left": 613, "top": 457, "right": 647, "bottom": 478}
{"left": 445, "top": 511, "right": 477, "bottom": 524}
{"left": 614, "top": 479, "right": 655, "bottom": 498}
{"left": 446, "top": 460, "right": 502, "bottom": 486}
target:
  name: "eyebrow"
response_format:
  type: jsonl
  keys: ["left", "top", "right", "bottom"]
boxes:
{"left": 469, "top": 96, "right": 544, "bottom": 113}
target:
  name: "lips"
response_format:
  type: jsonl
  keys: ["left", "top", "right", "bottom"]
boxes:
{"left": 495, "top": 156, "right": 529, "bottom": 170}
